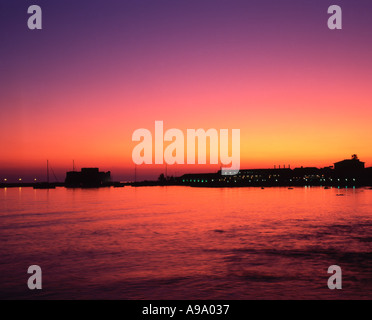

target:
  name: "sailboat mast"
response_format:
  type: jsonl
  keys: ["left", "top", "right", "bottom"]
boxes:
{"left": 47, "top": 160, "right": 49, "bottom": 183}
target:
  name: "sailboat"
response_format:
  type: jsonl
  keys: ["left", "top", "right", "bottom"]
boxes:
{"left": 33, "top": 160, "right": 56, "bottom": 189}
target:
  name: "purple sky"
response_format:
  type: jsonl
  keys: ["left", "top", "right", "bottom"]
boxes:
{"left": 1, "top": 0, "right": 372, "bottom": 182}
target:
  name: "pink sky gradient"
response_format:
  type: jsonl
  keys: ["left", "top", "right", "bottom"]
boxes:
{"left": 1, "top": 1, "right": 372, "bottom": 181}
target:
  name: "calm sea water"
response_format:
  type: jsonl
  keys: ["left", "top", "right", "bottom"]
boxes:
{"left": 0, "top": 186, "right": 371, "bottom": 300}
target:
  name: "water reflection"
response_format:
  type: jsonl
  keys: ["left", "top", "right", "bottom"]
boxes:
{"left": 0, "top": 186, "right": 371, "bottom": 299}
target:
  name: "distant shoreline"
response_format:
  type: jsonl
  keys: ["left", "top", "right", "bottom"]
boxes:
{"left": 1, "top": 182, "right": 372, "bottom": 189}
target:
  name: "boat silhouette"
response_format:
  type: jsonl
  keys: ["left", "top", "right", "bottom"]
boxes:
{"left": 33, "top": 160, "right": 56, "bottom": 189}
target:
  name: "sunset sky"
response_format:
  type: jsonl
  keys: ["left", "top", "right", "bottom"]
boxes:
{"left": 1, "top": 0, "right": 372, "bottom": 181}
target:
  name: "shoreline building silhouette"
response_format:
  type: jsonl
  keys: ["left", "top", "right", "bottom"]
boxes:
{"left": 334, "top": 154, "right": 365, "bottom": 177}
{"left": 177, "top": 155, "right": 372, "bottom": 187}
{"left": 65, "top": 168, "right": 111, "bottom": 188}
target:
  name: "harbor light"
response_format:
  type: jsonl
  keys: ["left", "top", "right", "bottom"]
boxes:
{"left": 4, "top": 178, "right": 7, "bottom": 182}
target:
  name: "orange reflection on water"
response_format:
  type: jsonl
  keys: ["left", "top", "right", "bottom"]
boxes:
{"left": 0, "top": 186, "right": 371, "bottom": 299}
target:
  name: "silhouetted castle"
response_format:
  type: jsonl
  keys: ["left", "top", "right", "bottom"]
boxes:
{"left": 65, "top": 168, "right": 111, "bottom": 188}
